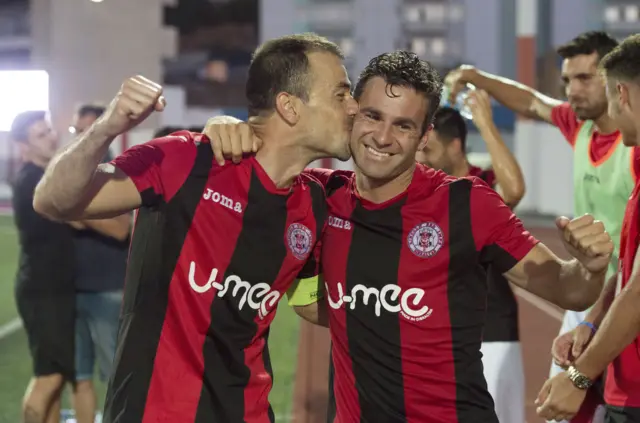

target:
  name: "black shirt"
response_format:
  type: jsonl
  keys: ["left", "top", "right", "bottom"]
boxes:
{"left": 12, "top": 162, "right": 75, "bottom": 297}
{"left": 74, "top": 152, "right": 129, "bottom": 292}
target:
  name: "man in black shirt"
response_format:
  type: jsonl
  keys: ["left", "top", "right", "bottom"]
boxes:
{"left": 68, "top": 105, "right": 131, "bottom": 423}
{"left": 11, "top": 110, "right": 76, "bottom": 423}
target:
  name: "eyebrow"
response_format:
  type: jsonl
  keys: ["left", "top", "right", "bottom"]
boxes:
{"left": 335, "top": 81, "right": 351, "bottom": 91}
{"left": 360, "top": 107, "right": 417, "bottom": 128}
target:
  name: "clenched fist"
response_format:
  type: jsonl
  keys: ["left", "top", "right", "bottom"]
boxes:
{"left": 464, "top": 89, "right": 494, "bottom": 131}
{"left": 96, "top": 76, "right": 166, "bottom": 138}
{"left": 557, "top": 214, "right": 614, "bottom": 274}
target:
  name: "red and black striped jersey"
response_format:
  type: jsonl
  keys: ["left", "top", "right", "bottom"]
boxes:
{"left": 606, "top": 177, "right": 640, "bottom": 410}
{"left": 103, "top": 131, "right": 326, "bottom": 423}
{"left": 309, "top": 164, "right": 538, "bottom": 423}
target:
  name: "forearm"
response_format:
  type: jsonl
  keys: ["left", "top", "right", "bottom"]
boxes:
{"left": 584, "top": 274, "right": 618, "bottom": 327}
{"left": 478, "top": 124, "right": 525, "bottom": 207}
{"left": 34, "top": 123, "right": 115, "bottom": 219}
{"left": 557, "top": 260, "right": 606, "bottom": 311}
{"left": 83, "top": 214, "right": 131, "bottom": 242}
{"left": 574, "top": 282, "right": 640, "bottom": 380}
{"left": 466, "top": 69, "right": 540, "bottom": 118}
{"left": 293, "top": 299, "right": 329, "bottom": 328}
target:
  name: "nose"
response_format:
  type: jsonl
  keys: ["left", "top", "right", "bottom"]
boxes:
{"left": 372, "top": 124, "right": 393, "bottom": 147}
{"left": 346, "top": 97, "right": 358, "bottom": 116}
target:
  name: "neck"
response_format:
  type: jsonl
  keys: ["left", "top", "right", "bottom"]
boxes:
{"left": 593, "top": 112, "right": 618, "bottom": 134}
{"left": 355, "top": 162, "right": 415, "bottom": 204}
{"left": 449, "top": 160, "right": 470, "bottom": 178}
{"left": 21, "top": 152, "right": 48, "bottom": 169}
{"left": 252, "top": 124, "right": 318, "bottom": 189}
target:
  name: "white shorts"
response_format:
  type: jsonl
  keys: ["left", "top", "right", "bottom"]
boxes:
{"left": 548, "top": 310, "right": 605, "bottom": 423}
{"left": 481, "top": 341, "right": 524, "bottom": 423}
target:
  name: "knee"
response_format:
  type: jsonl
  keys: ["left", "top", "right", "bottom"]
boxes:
{"left": 23, "top": 375, "right": 64, "bottom": 413}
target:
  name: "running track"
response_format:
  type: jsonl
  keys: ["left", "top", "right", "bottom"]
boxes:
{"left": 292, "top": 224, "right": 567, "bottom": 423}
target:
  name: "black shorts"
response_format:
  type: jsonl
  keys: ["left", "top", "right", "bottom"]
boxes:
{"left": 16, "top": 292, "right": 76, "bottom": 381}
{"left": 605, "top": 405, "right": 640, "bottom": 423}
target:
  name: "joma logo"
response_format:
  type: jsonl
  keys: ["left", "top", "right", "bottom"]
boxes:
{"left": 203, "top": 188, "right": 243, "bottom": 213}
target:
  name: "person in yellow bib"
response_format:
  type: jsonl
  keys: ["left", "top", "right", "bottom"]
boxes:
{"left": 445, "top": 31, "right": 640, "bottom": 423}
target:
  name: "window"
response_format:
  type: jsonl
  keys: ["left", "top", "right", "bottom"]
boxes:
{"left": 340, "top": 38, "right": 354, "bottom": 57}
{"left": 404, "top": 5, "right": 422, "bottom": 22}
{"left": 411, "top": 38, "right": 428, "bottom": 56}
{"left": 431, "top": 38, "right": 446, "bottom": 57}
{"left": 403, "top": 3, "right": 451, "bottom": 24}
{"left": 624, "top": 5, "right": 639, "bottom": 22}
{"left": 449, "top": 4, "right": 464, "bottom": 22}
{"left": 424, "top": 3, "right": 446, "bottom": 22}
{"left": 408, "top": 37, "right": 447, "bottom": 58}
{"left": 604, "top": 6, "right": 620, "bottom": 23}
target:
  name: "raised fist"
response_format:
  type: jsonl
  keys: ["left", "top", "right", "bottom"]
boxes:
{"left": 556, "top": 214, "right": 614, "bottom": 274}
{"left": 96, "top": 75, "right": 166, "bottom": 138}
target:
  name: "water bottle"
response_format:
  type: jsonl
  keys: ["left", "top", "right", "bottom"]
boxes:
{"left": 440, "top": 83, "right": 475, "bottom": 120}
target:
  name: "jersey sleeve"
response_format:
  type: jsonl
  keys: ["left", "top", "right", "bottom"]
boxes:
{"left": 550, "top": 102, "right": 580, "bottom": 147}
{"left": 286, "top": 275, "right": 324, "bottom": 307}
{"left": 110, "top": 131, "right": 197, "bottom": 207}
{"left": 470, "top": 178, "right": 540, "bottom": 274}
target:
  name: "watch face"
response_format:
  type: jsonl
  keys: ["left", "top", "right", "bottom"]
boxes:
{"left": 574, "top": 374, "right": 591, "bottom": 389}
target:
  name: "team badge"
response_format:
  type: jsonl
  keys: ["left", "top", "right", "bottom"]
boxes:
{"left": 407, "top": 222, "right": 444, "bottom": 258}
{"left": 287, "top": 223, "right": 313, "bottom": 260}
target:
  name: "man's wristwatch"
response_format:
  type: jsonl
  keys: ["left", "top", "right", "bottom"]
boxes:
{"left": 567, "top": 365, "right": 594, "bottom": 390}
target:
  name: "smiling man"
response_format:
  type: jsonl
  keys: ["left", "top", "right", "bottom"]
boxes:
{"left": 204, "top": 51, "right": 614, "bottom": 423}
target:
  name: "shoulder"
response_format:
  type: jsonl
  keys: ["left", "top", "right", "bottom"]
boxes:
{"left": 12, "top": 164, "right": 40, "bottom": 196}
{"left": 302, "top": 168, "right": 353, "bottom": 196}
{"left": 125, "top": 130, "right": 205, "bottom": 156}
{"left": 550, "top": 102, "right": 577, "bottom": 123}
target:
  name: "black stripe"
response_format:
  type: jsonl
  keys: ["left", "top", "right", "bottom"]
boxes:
{"left": 604, "top": 405, "right": 640, "bottom": 423}
{"left": 104, "top": 142, "right": 213, "bottom": 423}
{"left": 447, "top": 179, "right": 497, "bottom": 423}
{"left": 195, "top": 169, "right": 289, "bottom": 423}
{"left": 345, "top": 199, "right": 406, "bottom": 422}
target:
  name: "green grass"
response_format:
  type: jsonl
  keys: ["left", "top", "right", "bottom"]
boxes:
{"left": 0, "top": 215, "right": 300, "bottom": 422}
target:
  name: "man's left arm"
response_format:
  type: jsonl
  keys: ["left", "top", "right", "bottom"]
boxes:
{"left": 467, "top": 90, "right": 525, "bottom": 208}
{"left": 573, "top": 254, "right": 640, "bottom": 381}
{"left": 471, "top": 181, "right": 608, "bottom": 311}
{"left": 286, "top": 239, "right": 329, "bottom": 327}
{"left": 81, "top": 213, "right": 132, "bottom": 242}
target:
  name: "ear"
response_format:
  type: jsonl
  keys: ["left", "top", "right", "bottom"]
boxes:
{"left": 618, "top": 82, "right": 630, "bottom": 108}
{"left": 448, "top": 137, "right": 464, "bottom": 154}
{"left": 417, "top": 124, "right": 433, "bottom": 151}
{"left": 275, "top": 92, "right": 301, "bottom": 126}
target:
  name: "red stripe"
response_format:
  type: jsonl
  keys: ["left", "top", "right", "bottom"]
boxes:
{"left": 320, "top": 158, "right": 333, "bottom": 169}
{"left": 141, "top": 164, "right": 251, "bottom": 422}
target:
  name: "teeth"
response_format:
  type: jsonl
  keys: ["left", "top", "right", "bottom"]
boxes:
{"left": 366, "top": 146, "right": 390, "bottom": 158}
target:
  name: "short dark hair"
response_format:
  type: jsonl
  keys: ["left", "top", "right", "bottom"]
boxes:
{"left": 77, "top": 104, "right": 106, "bottom": 119}
{"left": 432, "top": 107, "right": 467, "bottom": 151}
{"left": 353, "top": 51, "right": 442, "bottom": 135}
{"left": 10, "top": 110, "right": 47, "bottom": 143}
{"left": 556, "top": 31, "right": 619, "bottom": 61}
{"left": 246, "top": 33, "right": 344, "bottom": 117}
{"left": 153, "top": 126, "right": 183, "bottom": 138}
{"left": 599, "top": 34, "right": 640, "bottom": 83}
